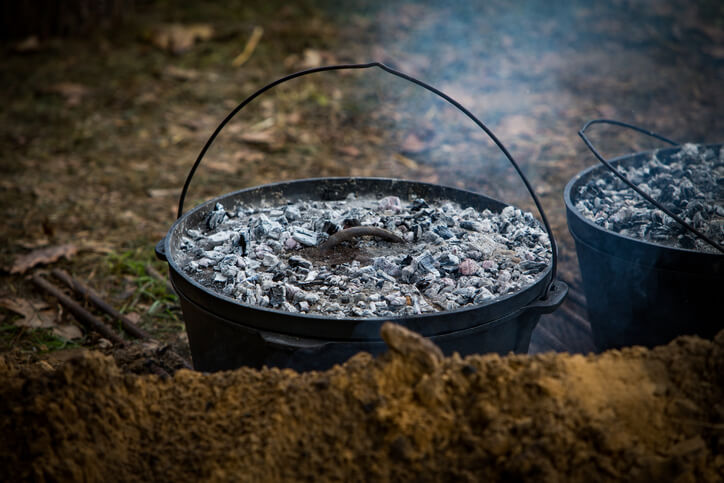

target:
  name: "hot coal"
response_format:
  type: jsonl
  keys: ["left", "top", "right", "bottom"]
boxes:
{"left": 574, "top": 144, "right": 724, "bottom": 252}
{"left": 177, "top": 194, "right": 551, "bottom": 318}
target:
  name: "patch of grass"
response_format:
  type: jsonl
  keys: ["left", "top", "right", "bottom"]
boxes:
{"left": 106, "top": 247, "right": 183, "bottom": 333}
{"left": 0, "top": 322, "right": 81, "bottom": 353}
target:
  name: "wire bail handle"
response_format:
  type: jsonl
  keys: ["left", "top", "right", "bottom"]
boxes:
{"left": 178, "top": 62, "right": 560, "bottom": 288}
{"left": 579, "top": 119, "right": 724, "bottom": 254}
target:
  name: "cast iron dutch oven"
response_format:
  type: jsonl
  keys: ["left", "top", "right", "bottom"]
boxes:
{"left": 156, "top": 63, "right": 567, "bottom": 372}
{"left": 566, "top": 119, "right": 723, "bottom": 351}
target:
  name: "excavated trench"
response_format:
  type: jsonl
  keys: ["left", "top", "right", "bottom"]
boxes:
{"left": 2, "top": 325, "right": 723, "bottom": 482}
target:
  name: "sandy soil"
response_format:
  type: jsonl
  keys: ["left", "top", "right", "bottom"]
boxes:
{"left": 2, "top": 324, "right": 722, "bottom": 481}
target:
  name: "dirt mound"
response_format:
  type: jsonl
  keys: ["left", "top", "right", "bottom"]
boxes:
{"left": 1, "top": 325, "right": 723, "bottom": 482}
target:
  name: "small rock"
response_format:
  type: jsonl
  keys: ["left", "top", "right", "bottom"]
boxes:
{"left": 205, "top": 203, "right": 227, "bottom": 230}
{"left": 378, "top": 196, "right": 402, "bottom": 213}
{"left": 285, "top": 237, "right": 301, "bottom": 250}
{"left": 321, "top": 220, "right": 340, "bottom": 235}
{"left": 410, "top": 198, "right": 429, "bottom": 211}
{"left": 288, "top": 256, "right": 313, "bottom": 269}
{"left": 413, "top": 252, "right": 437, "bottom": 274}
{"left": 437, "top": 253, "right": 460, "bottom": 270}
{"left": 268, "top": 285, "right": 286, "bottom": 307}
{"left": 460, "top": 220, "right": 482, "bottom": 231}
{"left": 458, "top": 258, "right": 480, "bottom": 276}
{"left": 292, "top": 229, "right": 318, "bottom": 247}
{"left": 433, "top": 225, "right": 455, "bottom": 240}
{"left": 262, "top": 253, "right": 279, "bottom": 267}
{"left": 284, "top": 205, "right": 301, "bottom": 221}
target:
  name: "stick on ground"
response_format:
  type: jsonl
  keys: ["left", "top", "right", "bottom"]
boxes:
{"left": 51, "top": 269, "right": 193, "bottom": 370}
{"left": 32, "top": 275, "right": 125, "bottom": 346}
{"left": 51, "top": 269, "right": 151, "bottom": 340}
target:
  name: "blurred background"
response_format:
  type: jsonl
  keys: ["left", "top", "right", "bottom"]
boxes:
{"left": 1, "top": 0, "right": 722, "bottom": 356}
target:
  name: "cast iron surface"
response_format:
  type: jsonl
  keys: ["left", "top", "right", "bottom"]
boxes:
{"left": 160, "top": 177, "right": 562, "bottom": 341}
{"left": 564, "top": 145, "right": 724, "bottom": 272}
{"left": 177, "top": 280, "right": 562, "bottom": 372}
{"left": 565, "top": 145, "right": 723, "bottom": 350}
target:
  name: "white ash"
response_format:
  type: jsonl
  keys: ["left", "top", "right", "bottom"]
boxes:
{"left": 177, "top": 194, "right": 551, "bottom": 318}
{"left": 574, "top": 144, "right": 724, "bottom": 252}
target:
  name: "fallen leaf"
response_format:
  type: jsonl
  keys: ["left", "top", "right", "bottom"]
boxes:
{"left": 14, "top": 35, "right": 40, "bottom": 53}
{"left": 163, "top": 65, "right": 200, "bottom": 81}
{"left": 9, "top": 243, "right": 78, "bottom": 274}
{"left": 17, "top": 238, "right": 51, "bottom": 249}
{"left": 53, "top": 324, "right": 83, "bottom": 340}
{"left": 141, "top": 340, "right": 160, "bottom": 352}
{"left": 496, "top": 115, "right": 538, "bottom": 140}
{"left": 401, "top": 133, "right": 429, "bottom": 153}
{"left": 597, "top": 104, "right": 617, "bottom": 118}
{"left": 167, "top": 124, "right": 191, "bottom": 144}
{"left": 232, "top": 150, "right": 265, "bottom": 163}
{"left": 418, "top": 173, "right": 440, "bottom": 184}
{"left": 149, "top": 23, "right": 214, "bottom": 55}
{"left": 148, "top": 188, "right": 181, "bottom": 198}
{"left": 43, "top": 82, "right": 91, "bottom": 106}
{"left": 297, "top": 49, "right": 338, "bottom": 69}
{"left": 239, "top": 129, "right": 275, "bottom": 145}
{"left": 338, "top": 146, "right": 361, "bottom": 157}
{"left": 284, "top": 112, "right": 301, "bottom": 125}
{"left": 97, "top": 338, "right": 113, "bottom": 349}
{"left": 205, "top": 160, "right": 239, "bottom": 174}
{"left": 120, "top": 210, "right": 142, "bottom": 223}
{"left": 300, "top": 49, "right": 323, "bottom": 68}
{"left": 37, "top": 360, "right": 54, "bottom": 371}
{"left": 124, "top": 312, "right": 142, "bottom": 324}
{"left": 0, "top": 297, "right": 56, "bottom": 328}
{"left": 78, "top": 240, "right": 115, "bottom": 254}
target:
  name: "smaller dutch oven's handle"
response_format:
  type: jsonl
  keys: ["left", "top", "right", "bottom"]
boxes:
{"left": 579, "top": 119, "right": 724, "bottom": 254}
{"left": 177, "top": 62, "right": 560, "bottom": 291}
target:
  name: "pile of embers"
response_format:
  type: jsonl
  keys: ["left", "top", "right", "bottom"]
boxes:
{"left": 178, "top": 195, "right": 551, "bottom": 318}
{"left": 574, "top": 144, "right": 724, "bottom": 252}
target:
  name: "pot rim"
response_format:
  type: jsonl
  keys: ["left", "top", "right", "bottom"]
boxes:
{"left": 163, "top": 176, "right": 554, "bottom": 325}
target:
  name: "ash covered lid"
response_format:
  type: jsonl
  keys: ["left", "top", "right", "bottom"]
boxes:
{"left": 573, "top": 144, "right": 724, "bottom": 253}
{"left": 175, "top": 193, "right": 551, "bottom": 318}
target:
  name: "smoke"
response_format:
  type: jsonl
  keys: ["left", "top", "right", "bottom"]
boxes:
{"left": 335, "top": 0, "right": 589, "bottom": 208}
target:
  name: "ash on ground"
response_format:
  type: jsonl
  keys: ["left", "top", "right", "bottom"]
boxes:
{"left": 177, "top": 194, "right": 551, "bottom": 318}
{"left": 574, "top": 144, "right": 724, "bottom": 252}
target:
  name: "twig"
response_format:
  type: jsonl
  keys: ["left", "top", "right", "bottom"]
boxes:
{"left": 32, "top": 275, "right": 125, "bottom": 346}
{"left": 51, "top": 269, "right": 150, "bottom": 340}
{"left": 52, "top": 269, "right": 193, "bottom": 370}
{"left": 145, "top": 264, "right": 175, "bottom": 294}
{"left": 231, "top": 25, "right": 263, "bottom": 67}
{"left": 319, "top": 226, "right": 405, "bottom": 254}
